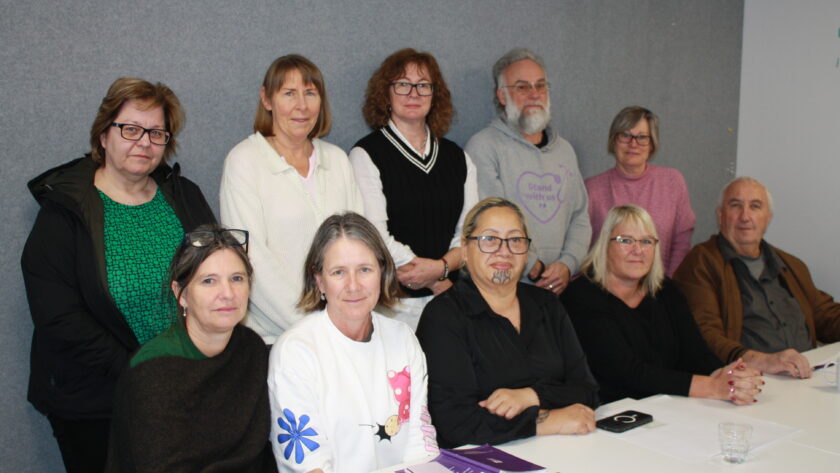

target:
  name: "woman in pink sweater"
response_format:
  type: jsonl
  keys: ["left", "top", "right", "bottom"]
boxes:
{"left": 585, "top": 107, "right": 695, "bottom": 276}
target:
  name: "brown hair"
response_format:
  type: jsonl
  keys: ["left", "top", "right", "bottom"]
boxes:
{"left": 362, "top": 48, "right": 454, "bottom": 138}
{"left": 298, "top": 212, "right": 400, "bottom": 312}
{"left": 170, "top": 224, "right": 254, "bottom": 319}
{"left": 89, "top": 77, "right": 185, "bottom": 165}
{"left": 607, "top": 106, "right": 660, "bottom": 157}
{"left": 253, "top": 54, "right": 331, "bottom": 139}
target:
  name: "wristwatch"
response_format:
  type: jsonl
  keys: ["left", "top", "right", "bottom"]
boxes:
{"left": 438, "top": 259, "right": 449, "bottom": 281}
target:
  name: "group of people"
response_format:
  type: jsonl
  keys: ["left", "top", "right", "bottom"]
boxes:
{"left": 21, "top": 46, "right": 840, "bottom": 473}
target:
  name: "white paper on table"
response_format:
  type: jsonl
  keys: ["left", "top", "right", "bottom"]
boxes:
{"left": 599, "top": 395, "right": 799, "bottom": 462}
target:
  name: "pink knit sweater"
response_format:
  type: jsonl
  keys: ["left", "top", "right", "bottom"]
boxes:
{"left": 585, "top": 164, "right": 695, "bottom": 276}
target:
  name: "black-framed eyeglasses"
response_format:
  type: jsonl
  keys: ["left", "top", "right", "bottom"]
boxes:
{"left": 466, "top": 235, "right": 531, "bottom": 254}
{"left": 610, "top": 235, "right": 658, "bottom": 250}
{"left": 184, "top": 229, "right": 249, "bottom": 252}
{"left": 111, "top": 122, "right": 171, "bottom": 145}
{"left": 615, "top": 132, "right": 651, "bottom": 146}
{"left": 501, "top": 80, "right": 550, "bottom": 95}
{"left": 390, "top": 81, "right": 434, "bottom": 96}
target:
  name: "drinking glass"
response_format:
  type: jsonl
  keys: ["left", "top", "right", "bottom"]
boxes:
{"left": 719, "top": 422, "right": 753, "bottom": 463}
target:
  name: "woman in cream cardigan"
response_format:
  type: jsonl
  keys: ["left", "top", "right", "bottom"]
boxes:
{"left": 220, "top": 54, "right": 363, "bottom": 344}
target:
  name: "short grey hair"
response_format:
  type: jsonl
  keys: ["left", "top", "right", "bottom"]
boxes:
{"left": 492, "top": 48, "right": 547, "bottom": 113}
{"left": 608, "top": 106, "right": 660, "bottom": 158}
{"left": 717, "top": 176, "right": 774, "bottom": 215}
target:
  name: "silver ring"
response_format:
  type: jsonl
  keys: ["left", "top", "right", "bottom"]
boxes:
{"left": 548, "top": 284, "right": 554, "bottom": 289}
{"left": 407, "top": 283, "right": 413, "bottom": 288}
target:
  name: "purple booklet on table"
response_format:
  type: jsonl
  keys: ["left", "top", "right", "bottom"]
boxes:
{"left": 398, "top": 445, "right": 546, "bottom": 473}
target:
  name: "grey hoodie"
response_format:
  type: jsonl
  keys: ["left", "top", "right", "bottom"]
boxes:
{"left": 465, "top": 117, "right": 591, "bottom": 279}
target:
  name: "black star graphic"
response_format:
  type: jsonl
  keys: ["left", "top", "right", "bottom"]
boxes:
{"left": 374, "top": 423, "right": 392, "bottom": 441}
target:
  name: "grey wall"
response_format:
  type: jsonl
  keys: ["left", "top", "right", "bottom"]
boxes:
{"left": 1, "top": 1, "right": 742, "bottom": 470}
{"left": 738, "top": 0, "right": 840, "bottom": 296}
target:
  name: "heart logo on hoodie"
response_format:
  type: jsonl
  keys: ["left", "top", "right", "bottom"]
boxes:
{"left": 515, "top": 171, "right": 565, "bottom": 223}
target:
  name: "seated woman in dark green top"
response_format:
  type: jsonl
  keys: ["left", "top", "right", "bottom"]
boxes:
{"left": 561, "top": 205, "right": 763, "bottom": 405}
{"left": 107, "top": 224, "right": 277, "bottom": 473}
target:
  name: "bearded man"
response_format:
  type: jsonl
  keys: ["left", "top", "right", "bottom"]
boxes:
{"left": 466, "top": 48, "right": 590, "bottom": 295}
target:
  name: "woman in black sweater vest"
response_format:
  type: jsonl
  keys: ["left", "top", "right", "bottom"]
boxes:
{"left": 349, "top": 48, "right": 478, "bottom": 329}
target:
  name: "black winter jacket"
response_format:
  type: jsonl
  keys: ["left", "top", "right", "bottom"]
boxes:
{"left": 21, "top": 156, "right": 216, "bottom": 419}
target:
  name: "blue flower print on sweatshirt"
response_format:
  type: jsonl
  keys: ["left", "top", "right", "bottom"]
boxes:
{"left": 277, "top": 408, "right": 320, "bottom": 464}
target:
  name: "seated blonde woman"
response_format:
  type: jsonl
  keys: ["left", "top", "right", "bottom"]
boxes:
{"left": 561, "top": 205, "right": 763, "bottom": 404}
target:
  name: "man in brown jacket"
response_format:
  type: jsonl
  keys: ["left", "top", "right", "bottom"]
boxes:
{"left": 674, "top": 177, "right": 840, "bottom": 378}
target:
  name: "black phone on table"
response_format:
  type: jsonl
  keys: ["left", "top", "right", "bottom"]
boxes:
{"left": 596, "top": 410, "right": 653, "bottom": 433}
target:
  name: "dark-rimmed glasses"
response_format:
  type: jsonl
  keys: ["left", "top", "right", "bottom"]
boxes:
{"left": 466, "top": 235, "right": 531, "bottom": 254}
{"left": 501, "top": 80, "right": 550, "bottom": 96}
{"left": 111, "top": 122, "right": 171, "bottom": 145}
{"left": 615, "top": 132, "right": 651, "bottom": 146}
{"left": 184, "top": 229, "right": 249, "bottom": 252}
{"left": 391, "top": 81, "right": 434, "bottom": 96}
{"left": 610, "top": 235, "right": 658, "bottom": 250}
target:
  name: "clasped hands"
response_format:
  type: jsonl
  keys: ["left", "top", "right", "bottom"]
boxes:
{"left": 744, "top": 348, "right": 812, "bottom": 379}
{"left": 712, "top": 358, "right": 764, "bottom": 405}
{"left": 529, "top": 260, "right": 570, "bottom": 295}
{"left": 397, "top": 257, "right": 451, "bottom": 295}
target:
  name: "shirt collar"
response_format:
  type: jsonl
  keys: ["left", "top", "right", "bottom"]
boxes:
{"left": 387, "top": 119, "right": 432, "bottom": 155}
{"left": 258, "top": 133, "right": 328, "bottom": 174}
{"left": 454, "top": 276, "right": 496, "bottom": 318}
{"left": 454, "top": 275, "right": 545, "bottom": 328}
{"left": 716, "top": 233, "right": 784, "bottom": 279}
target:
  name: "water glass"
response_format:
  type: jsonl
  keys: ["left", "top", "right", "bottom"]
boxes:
{"left": 818, "top": 359, "right": 839, "bottom": 391}
{"left": 719, "top": 422, "right": 752, "bottom": 463}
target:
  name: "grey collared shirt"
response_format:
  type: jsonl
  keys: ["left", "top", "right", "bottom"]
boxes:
{"left": 717, "top": 236, "right": 812, "bottom": 353}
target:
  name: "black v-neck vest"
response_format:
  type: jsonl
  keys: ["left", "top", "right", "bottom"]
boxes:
{"left": 355, "top": 126, "right": 467, "bottom": 296}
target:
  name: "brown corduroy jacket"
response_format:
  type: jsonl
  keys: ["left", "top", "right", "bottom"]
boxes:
{"left": 673, "top": 235, "right": 840, "bottom": 363}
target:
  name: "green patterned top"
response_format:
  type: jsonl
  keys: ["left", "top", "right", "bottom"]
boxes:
{"left": 100, "top": 189, "right": 184, "bottom": 344}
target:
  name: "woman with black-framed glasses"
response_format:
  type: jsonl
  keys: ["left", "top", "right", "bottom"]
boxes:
{"left": 585, "top": 106, "right": 696, "bottom": 276}
{"left": 349, "top": 48, "right": 478, "bottom": 330}
{"left": 415, "top": 198, "right": 599, "bottom": 448}
{"left": 107, "top": 224, "right": 277, "bottom": 472}
{"left": 21, "top": 77, "right": 215, "bottom": 472}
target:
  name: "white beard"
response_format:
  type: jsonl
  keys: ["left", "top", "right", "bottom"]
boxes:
{"left": 504, "top": 92, "right": 551, "bottom": 135}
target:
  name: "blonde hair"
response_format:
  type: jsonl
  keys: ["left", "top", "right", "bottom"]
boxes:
{"left": 461, "top": 197, "right": 529, "bottom": 242}
{"left": 582, "top": 204, "right": 664, "bottom": 296}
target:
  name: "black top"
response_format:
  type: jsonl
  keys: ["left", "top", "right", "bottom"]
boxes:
{"left": 21, "top": 156, "right": 216, "bottom": 419}
{"left": 354, "top": 126, "right": 466, "bottom": 297}
{"left": 561, "top": 276, "right": 722, "bottom": 404}
{"left": 416, "top": 277, "right": 599, "bottom": 448}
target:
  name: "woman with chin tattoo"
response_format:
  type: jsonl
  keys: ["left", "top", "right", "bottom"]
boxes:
{"left": 415, "top": 197, "right": 599, "bottom": 448}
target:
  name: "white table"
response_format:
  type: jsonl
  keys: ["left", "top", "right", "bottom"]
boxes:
{"left": 379, "top": 343, "right": 840, "bottom": 473}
